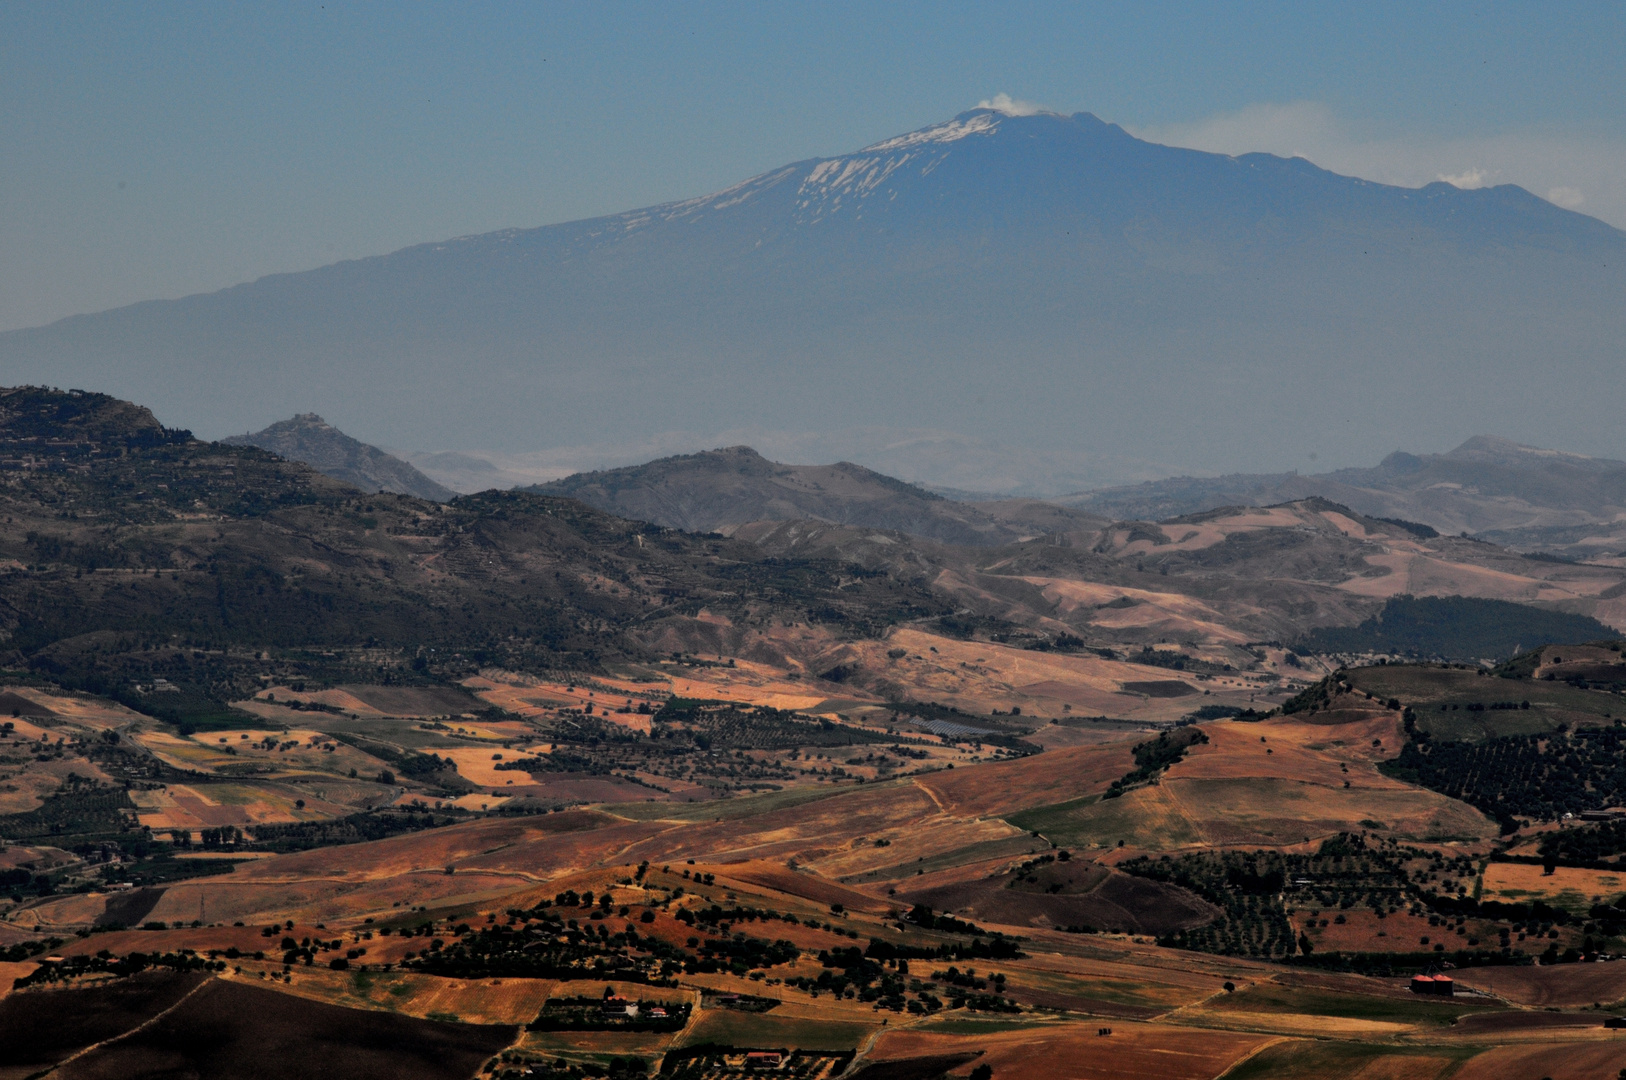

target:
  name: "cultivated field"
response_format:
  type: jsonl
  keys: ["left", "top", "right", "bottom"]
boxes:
{"left": 1481, "top": 862, "right": 1626, "bottom": 912}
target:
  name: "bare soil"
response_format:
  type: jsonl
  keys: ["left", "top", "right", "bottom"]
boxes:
{"left": 0, "top": 971, "right": 208, "bottom": 1080}
{"left": 53, "top": 977, "right": 516, "bottom": 1080}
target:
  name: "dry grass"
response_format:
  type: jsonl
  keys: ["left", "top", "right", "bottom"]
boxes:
{"left": 8, "top": 891, "right": 109, "bottom": 930}
{"left": 0, "top": 754, "right": 119, "bottom": 814}
{"left": 1016, "top": 770, "right": 1493, "bottom": 854}
{"left": 1168, "top": 713, "right": 1406, "bottom": 788}
{"left": 850, "top": 629, "right": 1271, "bottom": 721}
{"left": 0, "top": 960, "right": 39, "bottom": 997}
{"left": 1450, "top": 1042, "right": 1626, "bottom": 1080}
{"left": 1481, "top": 863, "right": 1626, "bottom": 913}
{"left": 1292, "top": 908, "right": 1457, "bottom": 954}
{"left": 869, "top": 1020, "right": 1275, "bottom": 1080}
{"left": 469, "top": 666, "right": 832, "bottom": 721}
{"left": 1449, "top": 962, "right": 1626, "bottom": 1008}
{"left": 0, "top": 687, "right": 144, "bottom": 732}
{"left": 435, "top": 745, "right": 544, "bottom": 788}
{"left": 131, "top": 727, "right": 388, "bottom": 781}
{"left": 338, "top": 970, "right": 556, "bottom": 1024}
{"left": 914, "top": 740, "right": 1135, "bottom": 819}
{"left": 1336, "top": 547, "right": 1622, "bottom": 606}
{"left": 996, "top": 950, "right": 1225, "bottom": 1014}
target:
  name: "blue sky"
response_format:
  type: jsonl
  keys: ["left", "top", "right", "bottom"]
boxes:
{"left": 4, "top": 1, "right": 1624, "bottom": 332}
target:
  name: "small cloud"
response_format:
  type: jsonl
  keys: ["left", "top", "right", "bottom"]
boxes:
{"left": 1546, "top": 185, "right": 1586, "bottom": 209}
{"left": 977, "top": 93, "right": 1049, "bottom": 117}
{"left": 1130, "top": 100, "right": 1626, "bottom": 229}
{"left": 1437, "top": 169, "right": 1491, "bottom": 189}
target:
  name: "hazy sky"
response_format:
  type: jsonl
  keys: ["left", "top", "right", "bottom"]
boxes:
{"left": 4, "top": 1, "right": 1624, "bottom": 333}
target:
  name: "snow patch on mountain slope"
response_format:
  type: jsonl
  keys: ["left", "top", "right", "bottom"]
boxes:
{"left": 862, "top": 110, "right": 1004, "bottom": 152}
{"left": 609, "top": 111, "right": 1010, "bottom": 233}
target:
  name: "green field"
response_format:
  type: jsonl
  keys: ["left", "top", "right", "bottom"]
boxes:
{"left": 602, "top": 783, "right": 855, "bottom": 822}
{"left": 1008, "top": 785, "right": 1200, "bottom": 850}
{"left": 522, "top": 1030, "right": 674, "bottom": 1057}
{"left": 677, "top": 1012, "right": 874, "bottom": 1050}
{"left": 845, "top": 834, "right": 1045, "bottom": 884}
{"left": 1350, "top": 665, "right": 1622, "bottom": 741}
{"left": 1012, "top": 773, "right": 1491, "bottom": 849}
{"left": 913, "top": 1017, "right": 1045, "bottom": 1035}
{"left": 1204, "top": 983, "right": 1483, "bottom": 1026}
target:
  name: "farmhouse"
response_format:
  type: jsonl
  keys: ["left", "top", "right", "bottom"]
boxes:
{"left": 600, "top": 995, "right": 637, "bottom": 1018}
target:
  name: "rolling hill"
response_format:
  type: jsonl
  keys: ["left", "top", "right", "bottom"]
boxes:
{"left": 528, "top": 445, "right": 1104, "bottom": 546}
{"left": 0, "top": 387, "right": 949, "bottom": 724}
{"left": 3, "top": 107, "right": 1624, "bottom": 491}
{"left": 4, "top": 385, "right": 1621, "bottom": 743}
{"left": 1065, "top": 435, "right": 1626, "bottom": 559}
{"left": 222, "top": 413, "right": 458, "bottom": 501}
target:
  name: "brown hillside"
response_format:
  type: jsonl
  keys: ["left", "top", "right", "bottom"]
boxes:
{"left": 531, "top": 445, "right": 1104, "bottom": 546}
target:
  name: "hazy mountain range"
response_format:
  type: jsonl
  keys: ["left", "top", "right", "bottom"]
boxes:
{"left": 3, "top": 106, "right": 1623, "bottom": 493}
{"left": 10, "top": 387, "right": 1623, "bottom": 694}
{"left": 241, "top": 411, "right": 1626, "bottom": 561}
{"left": 1065, "top": 435, "right": 1626, "bottom": 559}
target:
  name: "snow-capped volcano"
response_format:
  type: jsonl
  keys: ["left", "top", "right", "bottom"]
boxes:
{"left": 3, "top": 106, "right": 1623, "bottom": 486}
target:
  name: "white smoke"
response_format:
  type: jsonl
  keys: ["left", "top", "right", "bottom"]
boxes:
{"left": 976, "top": 93, "right": 1050, "bottom": 117}
{"left": 1437, "top": 168, "right": 1492, "bottom": 189}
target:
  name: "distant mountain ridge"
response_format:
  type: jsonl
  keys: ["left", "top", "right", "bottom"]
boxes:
{"left": 223, "top": 414, "right": 457, "bottom": 501}
{"left": 3, "top": 106, "right": 1624, "bottom": 489}
{"left": 1063, "top": 435, "right": 1626, "bottom": 558}
{"left": 529, "top": 446, "right": 1104, "bottom": 546}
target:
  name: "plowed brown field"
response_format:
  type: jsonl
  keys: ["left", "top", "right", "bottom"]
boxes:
{"left": 867, "top": 1020, "right": 1276, "bottom": 1080}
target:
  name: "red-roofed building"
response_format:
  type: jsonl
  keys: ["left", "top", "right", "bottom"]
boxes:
{"left": 1410, "top": 974, "right": 1453, "bottom": 996}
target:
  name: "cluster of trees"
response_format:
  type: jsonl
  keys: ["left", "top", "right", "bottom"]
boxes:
{"left": 1129, "top": 646, "right": 1234, "bottom": 675}
{"left": 249, "top": 808, "right": 468, "bottom": 853}
{"left": 0, "top": 779, "right": 137, "bottom": 844}
{"left": 400, "top": 909, "right": 668, "bottom": 984}
{"left": 1382, "top": 722, "right": 1626, "bottom": 822}
{"left": 527, "top": 995, "right": 690, "bottom": 1033}
{"left": 504, "top": 704, "right": 933, "bottom": 795}
{"left": 16, "top": 949, "right": 229, "bottom": 988}
{"left": 1536, "top": 819, "right": 1626, "bottom": 867}
{"left": 490, "top": 1052, "right": 649, "bottom": 1079}
{"left": 0, "top": 937, "right": 61, "bottom": 963}
{"left": 783, "top": 945, "right": 913, "bottom": 1011}
{"left": 654, "top": 703, "right": 896, "bottom": 752}
{"left": 1303, "top": 594, "right": 1615, "bottom": 661}
{"left": 1124, "top": 833, "right": 1588, "bottom": 968}
{"left": 398, "top": 896, "right": 809, "bottom": 985}
{"left": 1105, "top": 726, "right": 1209, "bottom": 798}
{"left": 1124, "top": 838, "right": 1404, "bottom": 959}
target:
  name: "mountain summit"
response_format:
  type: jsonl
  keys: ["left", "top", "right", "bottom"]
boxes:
{"left": 223, "top": 414, "right": 457, "bottom": 501}
{"left": 3, "top": 108, "right": 1623, "bottom": 487}
{"left": 529, "top": 445, "right": 1103, "bottom": 545}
